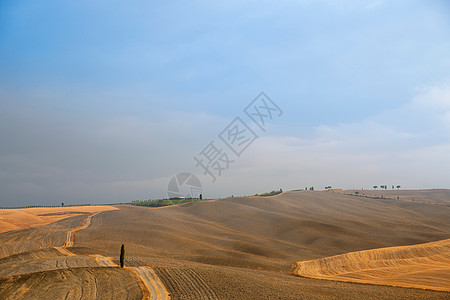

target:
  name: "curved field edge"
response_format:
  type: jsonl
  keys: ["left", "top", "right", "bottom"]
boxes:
{"left": 290, "top": 238, "right": 450, "bottom": 292}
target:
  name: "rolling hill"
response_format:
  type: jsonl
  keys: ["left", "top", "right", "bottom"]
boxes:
{"left": 0, "top": 190, "right": 449, "bottom": 299}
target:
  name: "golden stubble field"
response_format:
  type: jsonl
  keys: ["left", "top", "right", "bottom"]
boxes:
{"left": 291, "top": 238, "right": 450, "bottom": 291}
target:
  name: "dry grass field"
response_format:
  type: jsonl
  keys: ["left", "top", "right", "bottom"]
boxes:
{"left": 0, "top": 190, "right": 449, "bottom": 299}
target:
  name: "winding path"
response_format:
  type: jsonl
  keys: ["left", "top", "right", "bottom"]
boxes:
{"left": 54, "top": 246, "right": 75, "bottom": 256}
{"left": 131, "top": 267, "right": 170, "bottom": 300}
{"left": 91, "top": 254, "right": 118, "bottom": 267}
{"left": 64, "top": 212, "right": 99, "bottom": 247}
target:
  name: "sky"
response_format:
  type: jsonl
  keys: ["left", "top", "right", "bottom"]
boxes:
{"left": 1, "top": 0, "right": 450, "bottom": 206}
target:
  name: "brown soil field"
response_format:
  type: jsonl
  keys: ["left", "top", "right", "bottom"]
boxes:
{"left": 0, "top": 205, "right": 117, "bottom": 233}
{"left": 0, "top": 190, "right": 449, "bottom": 299}
{"left": 76, "top": 191, "right": 450, "bottom": 270}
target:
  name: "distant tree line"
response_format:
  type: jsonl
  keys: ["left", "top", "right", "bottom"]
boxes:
{"left": 254, "top": 189, "right": 283, "bottom": 197}
{"left": 373, "top": 185, "right": 401, "bottom": 190}
{"left": 131, "top": 197, "right": 209, "bottom": 207}
{"left": 0, "top": 203, "right": 92, "bottom": 209}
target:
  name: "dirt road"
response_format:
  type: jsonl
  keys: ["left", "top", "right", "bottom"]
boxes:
{"left": 64, "top": 212, "right": 99, "bottom": 247}
{"left": 132, "top": 267, "right": 170, "bottom": 300}
{"left": 54, "top": 246, "right": 75, "bottom": 256}
{"left": 91, "top": 254, "right": 118, "bottom": 267}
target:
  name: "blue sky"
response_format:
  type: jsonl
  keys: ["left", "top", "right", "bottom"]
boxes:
{"left": 1, "top": 0, "right": 450, "bottom": 206}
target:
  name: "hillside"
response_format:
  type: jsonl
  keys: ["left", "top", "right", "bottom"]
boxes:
{"left": 0, "top": 190, "right": 449, "bottom": 299}
{"left": 76, "top": 191, "right": 450, "bottom": 271}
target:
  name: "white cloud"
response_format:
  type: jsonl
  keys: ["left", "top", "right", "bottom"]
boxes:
{"left": 203, "top": 82, "right": 450, "bottom": 194}
{"left": 2, "top": 82, "right": 450, "bottom": 205}
{"left": 412, "top": 83, "right": 450, "bottom": 110}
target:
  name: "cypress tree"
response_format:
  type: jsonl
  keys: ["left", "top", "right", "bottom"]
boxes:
{"left": 120, "top": 244, "right": 125, "bottom": 268}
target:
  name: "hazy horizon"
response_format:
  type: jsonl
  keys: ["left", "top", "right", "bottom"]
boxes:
{"left": 1, "top": 0, "right": 450, "bottom": 207}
